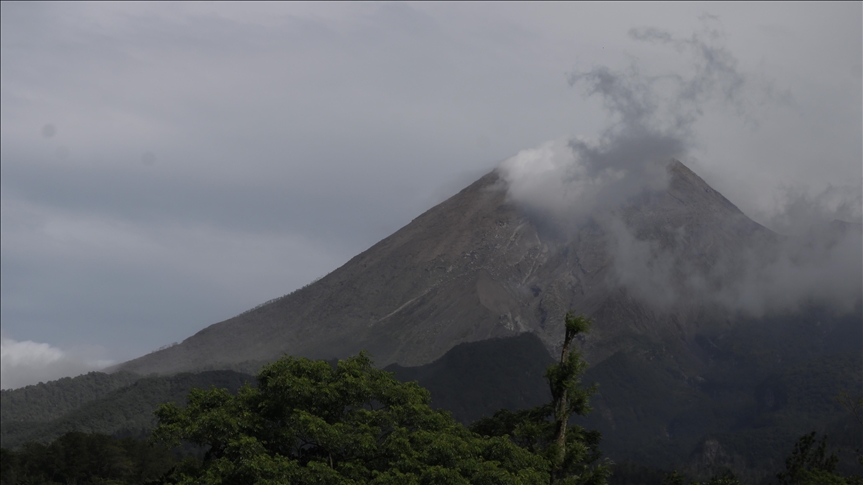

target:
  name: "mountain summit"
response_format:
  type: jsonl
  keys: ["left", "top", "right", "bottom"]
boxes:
{"left": 117, "top": 160, "right": 777, "bottom": 376}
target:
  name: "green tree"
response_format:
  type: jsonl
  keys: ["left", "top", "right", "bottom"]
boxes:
{"left": 153, "top": 351, "right": 549, "bottom": 484}
{"left": 776, "top": 432, "right": 857, "bottom": 485}
{"left": 836, "top": 390, "right": 863, "bottom": 469}
{"left": 0, "top": 447, "right": 20, "bottom": 485}
{"left": 0, "top": 431, "right": 178, "bottom": 484}
{"left": 470, "top": 312, "right": 610, "bottom": 485}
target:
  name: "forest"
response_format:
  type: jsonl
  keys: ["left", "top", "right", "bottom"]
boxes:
{"left": 1, "top": 314, "right": 860, "bottom": 485}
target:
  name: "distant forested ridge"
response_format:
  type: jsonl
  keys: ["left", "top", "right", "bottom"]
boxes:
{"left": 0, "top": 334, "right": 554, "bottom": 449}
{"left": 1, "top": 371, "right": 141, "bottom": 423}
{"left": 1, "top": 431, "right": 186, "bottom": 485}
{"left": 385, "top": 332, "right": 555, "bottom": 424}
{"left": 3, "top": 318, "right": 609, "bottom": 485}
{"left": 1, "top": 370, "right": 252, "bottom": 449}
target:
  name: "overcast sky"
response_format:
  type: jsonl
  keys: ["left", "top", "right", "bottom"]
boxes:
{"left": 1, "top": 2, "right": 860, "bottom": 389}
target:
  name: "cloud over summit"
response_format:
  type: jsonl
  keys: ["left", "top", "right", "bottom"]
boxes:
{"left": 498, "top": 21, "right": 862, "bottom": 316}
{"left": 499, "top": 21, "right": 773, "bottom": 227}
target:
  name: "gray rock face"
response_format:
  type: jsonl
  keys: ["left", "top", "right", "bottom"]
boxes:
{"left": 116, "top": 160, "right": 777, "bottom": 375}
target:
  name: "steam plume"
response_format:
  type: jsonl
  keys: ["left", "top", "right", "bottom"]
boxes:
{"left": 499, "top": 21, "right": 861, "bottom": 315}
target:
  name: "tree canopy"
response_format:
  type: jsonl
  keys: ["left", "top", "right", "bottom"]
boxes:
{"left": 0, "top": 430, "right": 179, "bottom": 484}
{"left": 152, "top": 313, "right": 609, "bottom": 485}
{"left": 154, "top": 351, "right": 550, "bottom": 484}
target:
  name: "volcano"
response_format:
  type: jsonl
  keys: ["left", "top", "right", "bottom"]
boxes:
{"left": 117, "top": 160, "right": 780, "bottom": 376}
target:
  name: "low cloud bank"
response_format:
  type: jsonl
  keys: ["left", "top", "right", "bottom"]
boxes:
{"left": 728, "top": 187, "right": 862, "bottom": 315}
{"left": 1, "top": 334, "right": 112, "bottom": 390}
{"left": 606, "top": 208, "right": 862, "bottom": 316}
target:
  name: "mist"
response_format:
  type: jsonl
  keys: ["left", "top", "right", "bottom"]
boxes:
{"left": 499, "top": 21, "right": 862, "bottom": 316}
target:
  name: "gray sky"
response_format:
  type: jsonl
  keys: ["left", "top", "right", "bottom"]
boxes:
{"left": 1, "top": 2, "right": 860, "bottom": 389}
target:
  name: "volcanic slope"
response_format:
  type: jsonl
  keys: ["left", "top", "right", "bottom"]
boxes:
{"left": 117, "top": 160, "right": 776, "bottom": 375}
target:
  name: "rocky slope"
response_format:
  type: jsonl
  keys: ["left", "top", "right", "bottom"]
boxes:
{"left": 116, "top": 160, "right": 779, "bottom": 375}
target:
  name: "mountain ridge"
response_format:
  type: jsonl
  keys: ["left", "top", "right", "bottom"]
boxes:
{"left": 115, "top": 159, "right": 779, "bottom": 376}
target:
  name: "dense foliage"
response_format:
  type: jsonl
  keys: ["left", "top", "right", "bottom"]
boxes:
{"left": 651, "top": 431, "right": 863, "bottom": 485}
{"left": 774, "top": 432, "right": 862, "bottom": 485}
{"left": 1, "top": 370, "right": 253, "bottom": 449}
{"left": 1, "top": 371, "right": 141, "bottom": 423}
{"left": 0, "top": 431, "right": 181, "bottom": 484}
{"left": 2, "top": 376, "right": 861, "bottom": 484}
{"left": 3, "top": 307, "right": 859, "bottom": 482}
{"left": 146, "top": 313, "right": 610, "bottom": 484}
{"left": 153, "top": 351, "right": 551, "bottom": 484}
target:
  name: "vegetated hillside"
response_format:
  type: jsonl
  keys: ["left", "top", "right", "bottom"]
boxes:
{"left": 116, "top": 160, "right": 778, "bottom": 376}
{"left": 2, "top": 317, "right": 859, "bottom": 483}
{"left": 0, "top": 370, "right": 253, "bottom": 449}
{"left": 385, "top": 332, "right": 555, "bottom": 424}
{"left": 0, "top": 335, "right": 553, "bottom": 450}
{"left": 577, "top": 303, "right": 862, "bottom": 482}
{"left": 1, "top": 371, "right": 141, "bottom": 423}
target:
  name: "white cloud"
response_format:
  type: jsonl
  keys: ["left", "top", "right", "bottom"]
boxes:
{"left": 0, "top": 333, "right": 112, "bottom": 390}
{"left": 498, "top": 137, "right": 670, "bottom": 227}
